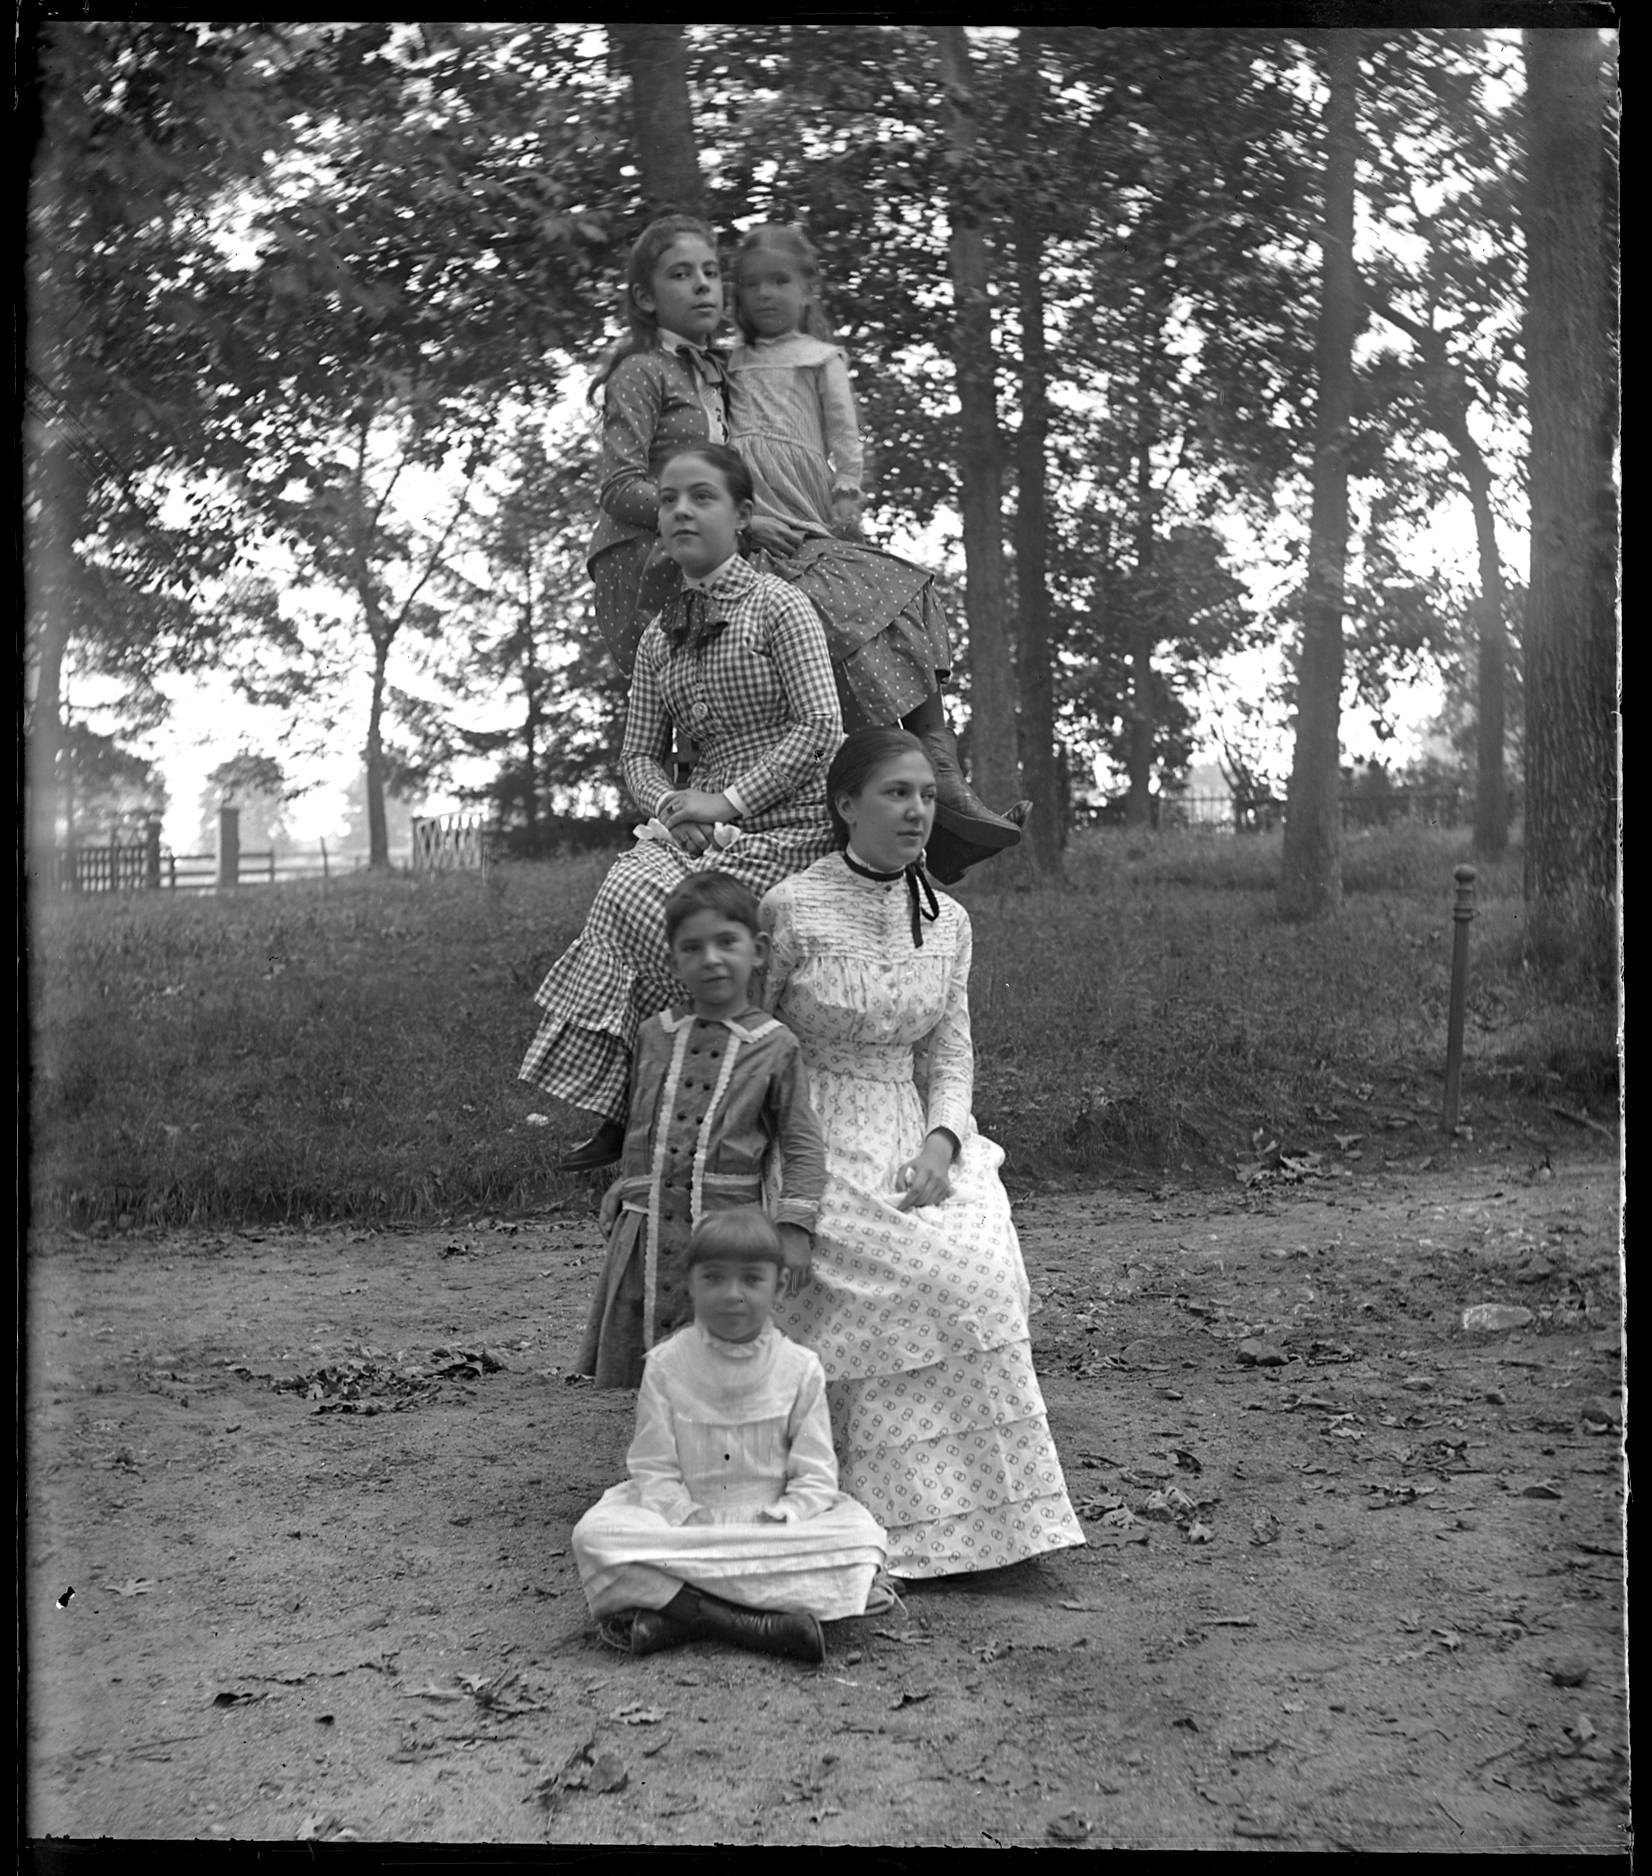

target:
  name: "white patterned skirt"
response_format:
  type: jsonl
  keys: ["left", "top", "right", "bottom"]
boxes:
{"left": 773, "top": 1066, "right": 1086, "bottom": 1579}
{"left": 571, "top": 1485, "right": 887, "bottom": 1621}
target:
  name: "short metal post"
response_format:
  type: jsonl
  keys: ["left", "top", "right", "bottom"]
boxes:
{"left": 1443, "top": 864, "right": 1476, "bottom": 1131}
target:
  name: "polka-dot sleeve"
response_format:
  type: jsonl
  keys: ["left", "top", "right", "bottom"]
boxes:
{"left": 599, "top": 355, "right": 667, "bottom": 533}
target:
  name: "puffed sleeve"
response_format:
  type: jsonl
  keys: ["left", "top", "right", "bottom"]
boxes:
{"left": 721, "top": 585, "right": 842, "bottom": 819}
{"left": 921, "top": 906, "right": 975, "bottom": 1144}
{"left": 620, "top": 624, "right": 677, "bottom": 818}
{"left": 768, "top": 1032, "right": 825, "bottom": 1234}
{"left": 817, "top": 350, "right": 865, "bottom": 495}
{"left": 758, "top": 882, "right": 798, "bottom": 1011}
{"left": 598, "top": 355, "right": 669, "bottom": 533}
{"left": 761, "top": 1352, "right": 842, "bottom": 1523}
{"left": 626, "top": 1360, "right": 700, "bottom": 1526}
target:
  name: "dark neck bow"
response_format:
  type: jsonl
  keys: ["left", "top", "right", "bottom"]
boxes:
{"left": 674, "top": 341, "right": 727, "bottom": 389}
{"left": 666, "top": 587, "right": 727, "bottom": 653}
{"left": 842, "top": 849, "right": 941, "bottom": 948}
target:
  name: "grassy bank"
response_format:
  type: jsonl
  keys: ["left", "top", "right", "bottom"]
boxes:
{"left": 26, "top": 828, "right": 1617, "bottom": 1228}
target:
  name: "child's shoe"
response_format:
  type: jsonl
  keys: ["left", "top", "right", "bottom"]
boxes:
{"left": 647, "top": 1586, "right": 825, "bottom": 1664}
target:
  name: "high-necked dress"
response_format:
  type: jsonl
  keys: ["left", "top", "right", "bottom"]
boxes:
{"left": 588, "top": 326, "right": 951, "bottom": 732}
{"left": 761, "top": 854, "right": 1086, "bottom": 1578}
{"left": 571, "top": 1320, "right": 888, "bottom": 1621}
{"left": 576, "top": 1003, "right": 828, "bottom": 1390}
{"left": 519, "top": 554, "right": 840, "bottom": 1123}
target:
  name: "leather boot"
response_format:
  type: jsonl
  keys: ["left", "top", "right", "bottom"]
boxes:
{"left": 923, "top": 798, "right": 1036, "bottom": 887}
{"left": 653, "top": 1585, "right": 825, "bottom": 1664}
{"left": 558, "top": 1116, "right": 626, "bottom": 1172}
{"left": 628, "top": 1607, "right": 690, "bottom": 1657}
{"left": 921, "top": 728, "right": 1023, "bottom": 852}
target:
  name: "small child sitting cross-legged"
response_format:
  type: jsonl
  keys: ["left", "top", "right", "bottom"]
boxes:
{"left": 571, "top": 1206, "right": 890, "bottom": 1664}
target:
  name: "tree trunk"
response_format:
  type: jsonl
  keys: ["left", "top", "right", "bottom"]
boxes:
{"left": 521, "top": 594, "right": 540, "bottom": 831}
{"left": 1010, "top": 29, "right": 1062, "bottom": 877}
{"left": 25, "top": 416, "right": 79, "bottom": 866}
{"left": 610, "top": 24, "right": 704, "bottom": 217}
{"left": 936, "top": 26, "right": 1021, "bottom": 812}
{"left": 1125, "top": 427, "right": 1159, "bottom": 830}
{"left": 1461, "top": 443, "right": 1508, "bottom": 855}
{"left": 364, "top": 633, "right": 391, "bottom": 868}
{"left": 1520, "top": 27, "right": 1618, "bottom": 981}
{"left": 1279, "top": 32, "right": 1359, "bottom": 923}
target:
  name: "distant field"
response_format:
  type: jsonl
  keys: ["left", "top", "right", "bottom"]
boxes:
{"left": 25, "top": 828, "right": 1617, "bottom": 1228}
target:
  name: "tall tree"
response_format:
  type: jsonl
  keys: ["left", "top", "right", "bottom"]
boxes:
{"left": 24, "top": 22, "right": 296, "bottom": 868}
{"left": 609, "top": 25, "right": 704, "bottom": 214}
{"left": 1279, "top": 33, "right": 1360, "bottom": 922}
{"left": 1520, "top": 27, "right": 1617, "bottom": 979}
{"left": 935, "top": 26, "right": 1020, "bottom": 811}
{"left": 1008, "top": 29, "right": 1062, "bottom": 876}
{"left": 188, "top": 25, "right": 619, "bottom": 860}
{"left": 1356, "top": 32, "right": 1527, "bottom": 855}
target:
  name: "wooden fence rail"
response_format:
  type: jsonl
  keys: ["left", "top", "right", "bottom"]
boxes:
{"left": 410, "top": 812, "right": 494, "bottom": 875}
{"left": 41, "top": 838, "right": 373, "bottom": 894}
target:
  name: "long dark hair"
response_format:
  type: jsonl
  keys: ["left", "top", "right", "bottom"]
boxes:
{"left": 589, "top": 213, "right": 719, "bottom": 403}
{"left": 730, "top": 223, "right": 840, "bottom": 345}
{"left": 825, "top": 727, "right": 932, "bottom": 850}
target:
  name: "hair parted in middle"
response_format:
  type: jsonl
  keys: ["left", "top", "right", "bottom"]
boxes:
{"left": 730, "top": 223, "right": 840, "bottom": 344}
{"left": 589, "top": 212, "right": 720, "bottom": 402}
{"left": 663, "top": 869, "right": 765, "bottom": 946}
{"left": 657, "top": 440, "right": 756, "bottom": 511}
{"left": 684, "top": 1205, "right": 785, "bottom": 1271}
{"left": 824, "top": 727, "right": 933, "bottom": 850}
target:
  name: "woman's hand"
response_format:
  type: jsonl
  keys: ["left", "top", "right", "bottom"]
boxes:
{"left": 747, "top": 514, "right": 804, "bottom": 557}
{"left": 778, "top": 1223, "right": 813, "bottom": 1296}
{"left": 660, "top": 789, "right": 733, "bottom": 830}
{"left": 671, "top": 821, "right": 715, "bottom": 857}
{"left": 894, "top": 1133, "right": 956, "bottom": 1211}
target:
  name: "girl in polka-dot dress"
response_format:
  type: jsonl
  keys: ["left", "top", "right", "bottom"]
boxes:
{"left": 586, "top": 216, "right": 1024, "bottom": 883}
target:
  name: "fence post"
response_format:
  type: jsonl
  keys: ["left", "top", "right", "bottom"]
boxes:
{"left": 144, "top": 819, "right": 162, "bottom": 890}
{"left": 217, "top": 806, "right": 240, "bottom": 890}
{"left": 1442, "top": 864, "right": 1477, "bottom": 1132}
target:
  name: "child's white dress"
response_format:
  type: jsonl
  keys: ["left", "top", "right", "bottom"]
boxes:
{"left": 571, "top": 1321, "right": 888, "bottom": 1621}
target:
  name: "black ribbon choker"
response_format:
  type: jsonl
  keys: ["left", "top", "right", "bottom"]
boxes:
{"left": 842, "top": 850, "right": 941, "bottom": 948}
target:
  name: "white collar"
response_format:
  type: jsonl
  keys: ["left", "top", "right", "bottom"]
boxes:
{"left": 658, "top": 1004, "right": 779, "bottom": 1042}
{"left": 658, "top": 326, "right": 721, "bottom": 358}
{"left": 694, "top": 1320, "right": 775, "bottom": 1361}
{"left": 683, "top": 553, "right": 742, "bottom": 593}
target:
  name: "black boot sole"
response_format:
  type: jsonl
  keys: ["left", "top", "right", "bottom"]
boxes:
{"left": 558, "top": 1121, "right": 626, "bottom": 1172}
{"left": 932, "top": 802, "right": 1022, "bottom": 849}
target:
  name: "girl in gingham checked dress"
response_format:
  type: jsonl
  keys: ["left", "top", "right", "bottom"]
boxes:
{"left": 583, "top": 214, "right": 1022, "bottom": 889}
{"left": 520, "top": 441, "right": 840, "bottom": 1168}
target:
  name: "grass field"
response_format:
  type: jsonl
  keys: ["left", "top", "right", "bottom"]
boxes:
{"left": 26, "top": 828, "right": 1618, "bottom": 1228}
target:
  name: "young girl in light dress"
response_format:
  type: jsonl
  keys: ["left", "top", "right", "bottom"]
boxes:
{"left": 571, "top": 1207, "right": 890, "bottom": 1663}
{"left": 583, "top": 213, "right": 1022, "bottom": 882}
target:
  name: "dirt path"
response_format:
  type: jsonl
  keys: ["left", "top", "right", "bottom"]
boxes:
{"left": 24, "top": 1154, "right": 1626, "bottom": 1850}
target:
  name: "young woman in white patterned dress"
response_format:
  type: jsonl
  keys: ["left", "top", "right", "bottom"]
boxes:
{"left": 760, "top": 728, "right": 1086, "bottom": 1578}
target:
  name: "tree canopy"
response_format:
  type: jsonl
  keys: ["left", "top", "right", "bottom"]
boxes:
{"left": 26, "top": 23, "right": 1613, "bottom": 933}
